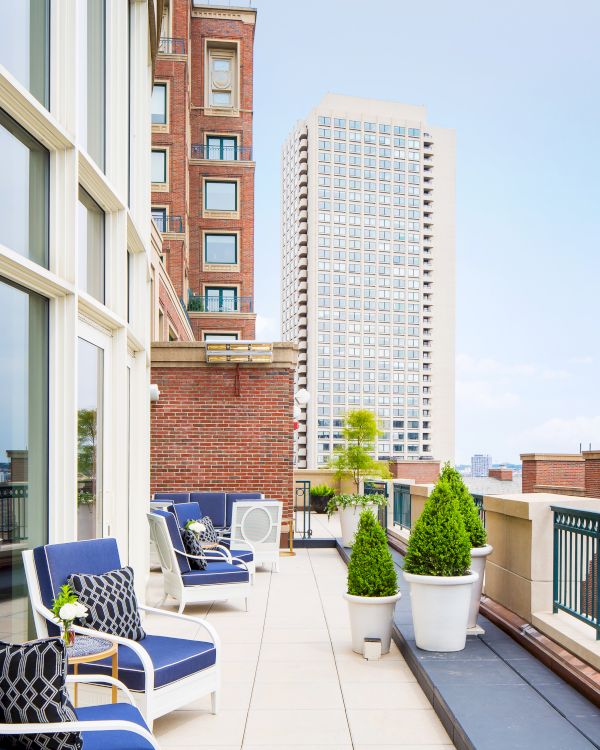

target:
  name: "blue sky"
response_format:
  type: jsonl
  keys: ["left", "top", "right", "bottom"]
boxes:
{"left": 251, "top": 0, "right": 600, "bottom": 464}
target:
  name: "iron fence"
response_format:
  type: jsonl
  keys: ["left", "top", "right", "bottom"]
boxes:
{"left": 472, "top": 493, "right": 486, "bottom": 527}
{"left": 364, "top": 480, "right": 388, "bottom": 530}
{"left": 153, "top": 214, "right": 184, "bottom": 233}
{"left": 552, "top": 506, "right": 600, "bottom": 639}
{"left": 158, "top": 37, "right": 186, "bottom": 55}
{"left": 0, "top": 484, "right": 28, "bottom": 542}
{"left": 191, "top": 144, "right": 253, "bottom": 161}
{"left": 393, "top": 483, "right": 411, "bottom": 529}
{"left": 187, "top": 294, "right": 254, "bottom": 313}
{"left": 294, "top": 480, "right": 311, "bottom": 539}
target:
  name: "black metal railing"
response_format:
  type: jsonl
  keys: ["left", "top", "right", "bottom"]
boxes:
{"left": 472, "top": 493, "right": 486, "bottom": 527}
{"left": 0, "top": 484, "right": 28, "bottom": 542}
{"left": 393, "top": 483, "right": 411, "bottom": 529}
{"left": 153, "top": 215, "right": 184, "bottom": 233}
{"left": 552, "top": 506, "right": 600, "bottom": 639}
{"left": 364, "top": 480, "right": 388, "bottom": 530}
{"left": 191, "top": 144, "right": 253, "bottom": 161}
{"left": 188, "top": 293, "right": 253, "bottom": 313}
{"left": 158, "top": 37, "right": 186, "bottom": 55}
{"left": 294, "top": 480, "right": 311, "bottom": 539}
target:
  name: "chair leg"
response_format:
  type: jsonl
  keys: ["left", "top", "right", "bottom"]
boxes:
{"left": 244, "top": 597, "right": 248, "bottom": 612}
{"left": 210, "top": 691, "right": 219, "bottom": 715}
{"left": 177, "top": 599, "right": 185, "bottom": 615}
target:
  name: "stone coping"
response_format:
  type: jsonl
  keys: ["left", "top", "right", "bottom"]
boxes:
{"left": 521, "top": 453, "right": 585, "bottom": 462}
{"left": 335, "top": 538, "right": 600, "bottom": 750}
{"left": 151, "top": 341, "right": 298, "bottom": 368}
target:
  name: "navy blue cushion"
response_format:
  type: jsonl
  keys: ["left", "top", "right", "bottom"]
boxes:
{"left": 33, "top": 540, "right": 123, "bottom": 636}
{"left": 181, "top": 562, "right": 249, "bottom": 586}
{"left": 76, "top": 703, "right": 152, "bottom": 750}
{"left": 189, "top": 493, "right": 226, "bottom": 528}
{"left": 74, "top": 635, "right": 216, "bottom": 692}
{"left": 169, "top": 502, "right": 203, "bottom": 528}
{"left": 229, "top": 549, "right": 254, "bottom": 563}
{"left": 225, "top": 493, "right": 263, "bottom": 527}
{"left": 150, "top": 511, "right": 190, "bottom": 574}
{"left": 153, "top": 492, "right": 190, "bottom": 504}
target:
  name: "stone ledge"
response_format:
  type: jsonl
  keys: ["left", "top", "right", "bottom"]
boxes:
{"left": 151, "top": 341, "right": 298, "bottom": 368}
{"left": 533, "top": 611, "right": 600, "bottom": 672}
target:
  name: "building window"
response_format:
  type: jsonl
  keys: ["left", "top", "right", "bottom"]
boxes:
{"left": 77, "top": 338, "right": 103, "bottom": 540}
{"left": 151, "top": 149, "right": 167, "bottom": 183}
{"left": 206, "top": 45, "right": 236, "bottom": 109}
{"left": 151, "top": 83, "right": 167, "bottom": 124}
{"left": 0, "top": 110, "right": 49, "bottom": 268}
{"left": 0, "top": 1, "right": 50, "bottom": 106}
{"left": 205, "top": 181, "right": 237, "bottom": 212}
{"left": 0, "top": 277, "right": 48, "bottom": 642}
{"left": 206, "top": 135, "right": 237, "bottom": 160}
{"left": 205, "top": 287, "right": 238, "bottom": 312}
{"left": 152, "top": 207, "right": 167, "bottom": 232}
{"left": 204, "top": 333, "right": 239, "bottom": 342}
{"left": 78, "top": 0, "right": 106, "bottom": 170}
{"left": 78, "top": 187, "right": 105, "bottom": 303}
{"left": 204, "top": 234, "right": 237, "bottom": 264}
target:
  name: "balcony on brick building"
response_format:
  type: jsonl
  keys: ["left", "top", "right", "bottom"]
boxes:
{"left": 190, "top": 143, "right": 253, "bottom": 161}
{"left": 151, "top": 212, "right": 184, "bottom": 234}
{"left": 187, "top": 291, "right": 254, "bottom": 314}
{"left": 158, "top": 36, "right": 186, "bottom": 55}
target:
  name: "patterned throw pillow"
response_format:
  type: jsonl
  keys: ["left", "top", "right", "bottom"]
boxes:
{"left": 0, "top": 638, "right": 82, "bottom": 750}
{"left": 197, "top": 516, "right": 220, "bottom": 547}
{"left": 68, "top": 566, "right": 145, "bottom": 641}
{"left": 180, "top": 528, "right": 208, "bottom": 570}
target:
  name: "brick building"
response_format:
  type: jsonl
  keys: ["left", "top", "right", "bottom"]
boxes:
{"left": 152, "top": 0, "right": 257, "bottom": 342}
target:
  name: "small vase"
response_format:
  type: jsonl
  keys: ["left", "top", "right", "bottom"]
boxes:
{"left": 62, "top": 625, "right": 75, "bottom": 647}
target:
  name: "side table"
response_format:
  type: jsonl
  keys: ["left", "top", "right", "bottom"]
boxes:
{"left": 66, "top": 635, "right": 118, "bottom": 706}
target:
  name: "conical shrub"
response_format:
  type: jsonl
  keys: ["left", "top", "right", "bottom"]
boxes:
{"left": 403, "top": 477, "right": 471, "bottom": 577}
{"left": 347, "top": 509, "right": 398, "bottom": 597}
{"left": 441, "top": 463, "right": 487, "bottom": 548}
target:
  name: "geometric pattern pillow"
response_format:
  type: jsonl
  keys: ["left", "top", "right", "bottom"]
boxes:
{"left": 0, "top": 638, "right": 82, "bottom": 750}
{"left": 196, "top": 516, "right": 220, "bottom": 547}
{"left": 180, "top": 528, "right": 208, "bottom": 570}
{"left": 68, "top": 567, "right": 145, "bottom": 642}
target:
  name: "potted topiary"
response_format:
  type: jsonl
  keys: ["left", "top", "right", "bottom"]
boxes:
{"left": 403, "top": 477, "right": 478, "bottom": 652}
{"left": 327, "top": 493, "right": 388, "bottom": 547}
{"left": 344, "top": 509, "right": 401, "bottom": 654}
{"left": 441, "top": 463, "right": 493, "bottom": 630}
{"left": 310, "top": 484, "right": 335, "bottom": 514}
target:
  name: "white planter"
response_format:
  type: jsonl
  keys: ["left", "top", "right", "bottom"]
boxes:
{"left": 344, "top": 591, "right": 402, "bottom": 654}
{"left": 339, "top": 503, "right": 377, "bottom": 547}
{"left": 467, "top": 544, "right": 493, "bottom": 628}
{"left": 403, "top": 570, "right": 479, "bottom": 652}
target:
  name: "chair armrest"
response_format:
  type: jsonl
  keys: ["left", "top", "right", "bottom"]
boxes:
{"left": 32, "top": 602, "right": 156, "bottom": 695}
{"left": 227, "top": 537, "right": 256, "bottom": 556}
{"left": 229, "top": 557, "right": 250, "bottom": 574}
{"left": 0, "top": 720, "right": 160, "bottom": 750}
{"left": 138, "top": 605, "right": 221, "bottom": 651}
{"left": 174, "top": 545, "right": 232, "bottom": 563}
{"left": 66, "top": 675, "right": 135, "bottom": 705}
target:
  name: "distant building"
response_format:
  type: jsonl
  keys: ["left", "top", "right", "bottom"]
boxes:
{"left": 471, "top": 454, "right": 492, "bottom": 477}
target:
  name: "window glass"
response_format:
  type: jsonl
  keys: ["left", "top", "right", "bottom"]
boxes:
{"left": 152, "top": 207, "right": 166, "bottom": 231}
{"left": 0, "top": 0, "right": 49, "bottom": 106}
{"left": 151, "top": 84, "right": 167, "bottom": 124}
{"left": 207, "top": 136, "right": 237, "bottom": 160}
{"left": 204, "top": 333, "right": 239, "bottom": 341}
{"left": 151, "top": 150, "right": 166, "bottom": 182}
{"left": 78, "top": 187, "right": 105, "bottom": 303}
{"left": 78, "top": 0, "right": 106, "bottom": 169}
{"left": 0, "top": 278, "right": 48, "bottom": 642}
{"left": 205, "top": 234, "right": 237, "bottom": 264}
{"left": 77, "top": 338, "right": 103, "bottom": 540}
{"left": 205, "top": 181, "right": 237, "bottom": 211}
{"left": 205, "top": 287, "right": 237, "bottom": 312}
{"left": 0, "top": 110, "right": 48, "bottom": 267}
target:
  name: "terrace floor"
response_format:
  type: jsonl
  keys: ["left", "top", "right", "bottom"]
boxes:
{"left": 145, "top": 547, "right": 454, "bottom": 750}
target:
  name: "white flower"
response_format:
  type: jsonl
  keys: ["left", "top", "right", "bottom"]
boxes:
{"left": 73, "top": 602, "right": 88, "bottom": 619}
{"left": 189, "top": 521, "right": 206, "bottom": 534}
{"left": 58, "top": 603, "right": 79, "bottom": 622}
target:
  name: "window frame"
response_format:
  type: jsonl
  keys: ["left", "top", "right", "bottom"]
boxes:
{"left": 204, "top": 40, "right": 239, "bottom": 115}
{"left": 203, "top": 177, "right": 239, "bottom": 217}
{"left": 205, "top": 134, "right": 239, "bottom": 161}
{"left": 203, "top": 232, "right": 238, "bottom": 267}
{"left": 151, "top": 147, "right": 168, "bottom": 188}
{"left": 151, "top": 82, "right": 168, "bottom": 126}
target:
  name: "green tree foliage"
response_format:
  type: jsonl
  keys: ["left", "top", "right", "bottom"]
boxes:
{"left": 329, "top": 409, "right": 392, "bottom": 492}
{"left": 440, "top": 463, "right": 487, "bottom": 548}
{"left": 403, "top": 477, "right": 471, "bottom": 577}
{"left": 347, "top": 509, "right": 398, "bottom": 597}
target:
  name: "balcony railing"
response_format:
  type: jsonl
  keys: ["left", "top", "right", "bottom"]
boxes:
{"left": 0, "top": 484, "right": 27, "bottom": 542}
{"left": 191, "top": 144, "right": 253, "bottom": 161}
{"left": 552, "top": 506, "right": 600, "bottom": 639}
{"left": 158, "top": 37, "right": 186, "bottom": 55}
{"left": 188, "top": 293, "right": 254, "bottom": 313}
{"left": 153, "top": 215, "right": 184, "bottom": 233}
{"left": 364, "top": 480, "right": 388, "bottom": 529}
{"left": 393, "top": 483, "right": 411, "bottom": 530}
{"left": 472, "top": 493, "right": 486, "bottom": 527}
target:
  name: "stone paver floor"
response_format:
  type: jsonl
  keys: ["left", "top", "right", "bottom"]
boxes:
{"left": 144, "top": 547, "right": 454, "bottom": 749}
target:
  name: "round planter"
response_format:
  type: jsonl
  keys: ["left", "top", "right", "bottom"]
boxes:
{"left": 403, "top": 570, "right": 479, "bottom": 652}
{"left": 338, "top": 503, "right": 377, "bottom": 547}
{"left": 467, "top": 544, "right": 493, "bottom": 628}
{"left": 310, "top": 494, "right": 330, "bottom": 514}
{"left": 344, "top": 591, "right": 402, "bottom": 654}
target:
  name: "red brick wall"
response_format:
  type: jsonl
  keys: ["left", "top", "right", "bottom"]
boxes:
{"left": 521, "top": 455, "right": 585, "bottom": 494}
{"left": 389, "top": 460, "right": 441, "bottom": 484}
{"left": 158, "top": 279, "right": 193, "bottom": 342}
{"left": 190, "top": 315, "right": 255, "bottom": 341}
{"left": 488, "top": 468, "right": 513, "bottom": 481}
{"left": 583, "top": 453, "right": 600, "bottom": 498}
{"left": 151, "top": 365, "right": 294, "bottom": 517}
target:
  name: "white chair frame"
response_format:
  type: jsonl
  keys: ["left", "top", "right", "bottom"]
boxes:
{"left": 0, "top": 674, "right": 160, "bottom": 749}
{"left": 230, "top": 501, "right": 283, "bottom": 572}
{"left": 147, "top": 513, "right": 252, "bottom": 614}
{"left": 22, "top": 550, "right": 221, "bottom": 730}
